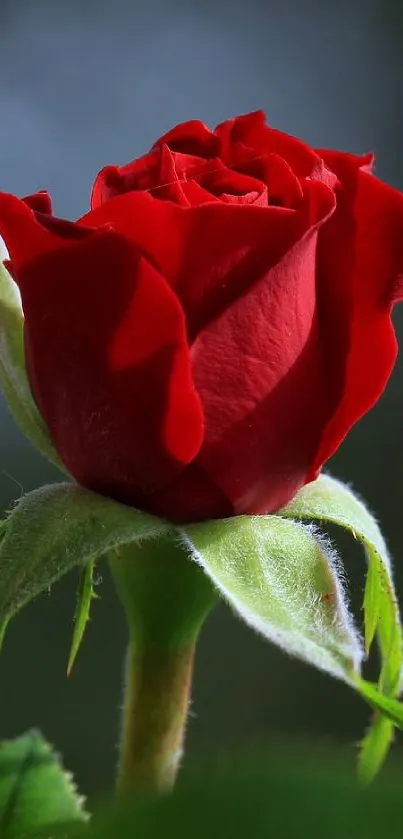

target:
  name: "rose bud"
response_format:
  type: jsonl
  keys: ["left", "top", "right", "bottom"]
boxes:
{"left": 0, "top": 110, "right": 403, "bottom": 523}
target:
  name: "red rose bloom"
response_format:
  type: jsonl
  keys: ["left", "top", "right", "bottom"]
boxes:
{"left": 1, "top": 110, "right": 403, "bottom": 522}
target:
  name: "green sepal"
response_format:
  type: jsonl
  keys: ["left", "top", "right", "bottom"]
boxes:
{"left": 0, "top": 482, "right": 170, "bottom": 626}
{"left": 182, "top": 515, "right": 363, "bottom": 683}
{"left": 0, "top": 259, "right": 65, "bottom": 470}
{"left": 280, "top": 473, "right": 402, "bottom": 693}
{"left": 280, "top": 474, "right": 403, "bottom": 779}
{"left": 0, "top": 729, "right": 88, "bottom": 838}
{"left": 0, "top": 472, "right": 401, "bottom": 785}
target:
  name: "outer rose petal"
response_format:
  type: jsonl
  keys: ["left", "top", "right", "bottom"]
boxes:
{"left": 83, "top": 187, "right": 334, "bottom": 340}
{"left": 311, "top": 153, "right": 403, "bottom": 475}
{"left": 0, "top": 191, "right": 89, "bottom": 264}
{"left": 191, "top": 180, "right": 336, "bottom": 514}
{"left": 0, "top": 193, "right": 204, "bottom": 505}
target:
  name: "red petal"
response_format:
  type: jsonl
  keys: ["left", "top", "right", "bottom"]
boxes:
{"left": 153, "top": 145, "right": 195, "bottom": 205}
{"left": 179, "top": 180, "right": 221, "bottom": 205}
{"left": 0, "top": 192, "right": 93, "bottom": 271}
{"left": 82, "top": 191, "right": 296, "bottom": 336}
{"left": 191, "top": 180, "right": 336, "bottom": 514}
{"left": 5, "top": 223, "right": 203, "bottom": 501}
{"left": 23, "top": 190, "right": 53, "bottom": 214}
{"left": 315, "top": 149, "right": 375, "bottom": 175}
{"left": 215, "top": 110, "right": 327, "bottom": 179}
{"left": 143, "top": 461, "right": 233, "bottom": 521}
{"left": 0, "top": 192, "right": 64, "bottom": 264}
{"left": 152, "top": 119, "right": 219, "bottom": 157}
{"left": 81, "top": 190, "right": 185, "bottom": 283}
{"left": 311, "top": 154, "right": 403, "bottom": 474}
{"left": 92, "top": 157, "right": 162, "bottom": 208}
{"left": 175, "top": 182, "right": 334, "bottom": 339}
{"left": 92, "top": 148, "right": 228, "bottom": 209}
{"left": 201, "top": 166, "right": 265, "bottom": 200}
{"left": 83, "top": 178, "right": 335, "bottom": 341}
{"left": 91, "top": 147, "right": 192, "bottom": 208}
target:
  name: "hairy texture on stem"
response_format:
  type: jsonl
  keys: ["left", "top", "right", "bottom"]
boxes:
{"left": 109, "top": 536, "right": 216, "bottom": 795}
{"left": 118, "top": 640, "right": 195, "bottom": 794}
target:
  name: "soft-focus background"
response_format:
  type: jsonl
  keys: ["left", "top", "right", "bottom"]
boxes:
{"left": 0, "top": 0, "right": 403, "bottom": 795}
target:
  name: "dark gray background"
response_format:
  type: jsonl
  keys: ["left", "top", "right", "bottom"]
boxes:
{"left": 0, "top": 0, "right": 403, "bottom": 795}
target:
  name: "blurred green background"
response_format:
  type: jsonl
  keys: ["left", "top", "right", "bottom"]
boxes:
{"left": 0, "top": 0, "right": 403, "bottom": 796}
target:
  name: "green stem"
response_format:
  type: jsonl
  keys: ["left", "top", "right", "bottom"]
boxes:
{"left": 109, "top": 535, "right": 216, "bottom": 796}
{"left": 118, "top": 636, "right": 196, "bottom": 794}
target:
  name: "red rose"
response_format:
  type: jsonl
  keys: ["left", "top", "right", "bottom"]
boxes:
{"left": 1, "top": 110, "right": 403, "bottom": 522}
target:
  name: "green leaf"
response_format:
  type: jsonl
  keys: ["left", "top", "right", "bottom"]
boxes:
{"left": 67, "top": 560, "right": 98, "bottom": 676}
{"left": 0, "top": 260, "right": 64, "bottom": 471}
{"left": 0, "top": 729, "right": 87, "bottom": 838}
{"left": 0, "top": 483, "right": 171, "bottom": 623}
{"left": 182, "top": 515, "right": 363, "bottom": 683}
{"left": 280, "top": 474, "right": 402, "bottom": 692}
{"left": 280, "top": 474, "right": 403, "bottom": 778}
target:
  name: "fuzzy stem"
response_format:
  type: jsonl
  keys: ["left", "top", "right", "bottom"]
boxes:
{"left": 109, "top": 536, "right": 216, "bottom": 796}
{"left": 118, "top": 637, "right": 196, "bottom": 794}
